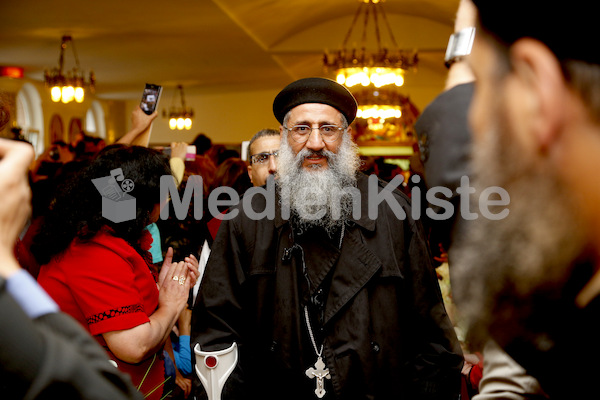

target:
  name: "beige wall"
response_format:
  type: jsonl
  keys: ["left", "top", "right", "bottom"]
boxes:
{"left": 124, "top": 89, "right": 282, "bottom": 146}
{"left": 0, "top": 77, "right": 115, "bottom": 146}
{"left": 0, "top": 79, "right": 289, "bottom": 147}
{"left": 125, "top": 83, "right": 444, "bottom": 147}
{"left": 2, "top": 76, "right": 444, "bottom": 150}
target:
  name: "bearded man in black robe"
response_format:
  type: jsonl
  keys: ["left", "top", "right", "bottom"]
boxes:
{"left": 191, "top": 77, "right": 463, "bottom": 400}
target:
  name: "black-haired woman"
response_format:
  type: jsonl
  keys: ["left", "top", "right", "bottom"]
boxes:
{"left": 35, "top": 144, "right": 198, "bottom": 400}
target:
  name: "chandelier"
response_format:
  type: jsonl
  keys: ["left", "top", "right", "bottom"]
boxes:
{"left": 44, "top": 35, "right": 95, "bottom": 104}
{"left": 351, "top": 89, "right": 420, "bottom": 144}
{"left": 168, "top": 85, "right": 194, "bottom": 130}
{"left": 323, "top": 0, "right": 418, "bottom": 122}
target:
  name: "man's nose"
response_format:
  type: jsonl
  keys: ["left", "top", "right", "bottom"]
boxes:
{"left": 268, "top": 154, "right": 277, "bottom": 174}
{"left": 305, "top": 129, "right": 325, "bottom": 151}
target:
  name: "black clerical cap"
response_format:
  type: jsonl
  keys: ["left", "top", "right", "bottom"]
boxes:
{"left": 273, "top": 77, "right": 358, "bottom": 124}
{"left": 472, "top": 0, "right": 598, "bottom": 64}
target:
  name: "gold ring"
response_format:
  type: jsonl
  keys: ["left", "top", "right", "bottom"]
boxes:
{"left": 172, "top": 276, "right": 179, "bottom": 281}
{"left": 178, "top": 276, "right": 186, "bottom": 285}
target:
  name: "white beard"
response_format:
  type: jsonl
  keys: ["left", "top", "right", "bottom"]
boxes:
{"left": 276, "top": 131, "right": 361, "bottom": 235}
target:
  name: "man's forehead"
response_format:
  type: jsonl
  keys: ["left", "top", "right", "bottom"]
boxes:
{"left": 252, "top": 135, "right": 280, "bottom": 153}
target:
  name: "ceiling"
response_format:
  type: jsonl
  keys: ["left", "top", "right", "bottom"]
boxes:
{"left": 0, "top": 0, "right": 459, "bottom": 103}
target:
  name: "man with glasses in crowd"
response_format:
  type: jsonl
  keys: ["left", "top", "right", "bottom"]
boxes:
{"left": 192, "top": 77, "right": 463, "bottom": 400}
{"left": 246, "top": 128, "right": 280, "bottom": 187}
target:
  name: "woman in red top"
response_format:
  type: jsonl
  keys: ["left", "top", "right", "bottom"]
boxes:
{"left": 34, "top": 145, "right": 198, "bottom": 400}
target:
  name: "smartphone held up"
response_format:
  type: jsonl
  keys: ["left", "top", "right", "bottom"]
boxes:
{"left": 140, "top": 83, "right": 162, "bottom": 115}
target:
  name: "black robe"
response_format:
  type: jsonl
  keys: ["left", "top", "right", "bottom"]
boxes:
{"left": 192, "top": 173, "right": 463, "bottom": 400}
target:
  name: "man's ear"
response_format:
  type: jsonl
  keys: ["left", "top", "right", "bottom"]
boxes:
{"left": 509, "top": 38, "right": 569, "bottom": 151}
{"left": 247, "top": 165, "right": 254, "bottom": 184}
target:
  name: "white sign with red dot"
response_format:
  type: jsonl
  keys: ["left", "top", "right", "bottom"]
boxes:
{"left": 194, "top": 342, "right": 238, "bottom": 400}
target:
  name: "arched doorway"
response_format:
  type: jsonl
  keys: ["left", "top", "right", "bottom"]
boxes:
{"left": 85, "top": 100, "right": 106, "bottom": 139}
{"left": 16, "top": 83, "right": 44, "bottom": 155}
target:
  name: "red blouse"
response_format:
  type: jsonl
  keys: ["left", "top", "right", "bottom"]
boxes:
{"left": 38, "top": 230, "right": 167, "bottom": 400}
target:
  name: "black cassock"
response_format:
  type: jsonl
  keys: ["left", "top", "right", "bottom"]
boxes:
{"left": 192, "top": 173, "right": 463, "bottom": 400}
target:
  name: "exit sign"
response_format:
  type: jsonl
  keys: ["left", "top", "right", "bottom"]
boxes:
{"left": 0, "top": 66, "right": 24, "bottom": 78}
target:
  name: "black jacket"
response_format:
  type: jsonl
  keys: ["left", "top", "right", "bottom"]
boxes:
{"left": 192, "top": 173, "right": 463, "bottom": 400}
{"left": 0, "top": 276, "right": 143, "bottom": 400}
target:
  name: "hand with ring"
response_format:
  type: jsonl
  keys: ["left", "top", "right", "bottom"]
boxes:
{"left": 158, "top": 259, "right": 191, "bottom": 312}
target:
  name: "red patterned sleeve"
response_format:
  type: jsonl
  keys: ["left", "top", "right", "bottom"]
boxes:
{"left": 65, "top": 244, "right": 153, "bottom": 336}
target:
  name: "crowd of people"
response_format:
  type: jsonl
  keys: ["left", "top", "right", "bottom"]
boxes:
{"left": 3, "top": 0, "right": 599, "bottom": 398}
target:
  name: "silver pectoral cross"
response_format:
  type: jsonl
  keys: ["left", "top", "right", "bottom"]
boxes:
{"left": 305, "top": 356, "right": 331, "bottom": 398}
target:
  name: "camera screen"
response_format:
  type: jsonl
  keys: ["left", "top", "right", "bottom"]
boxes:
{"left": 140, "top": 84, "right": 161, "bottom": 115}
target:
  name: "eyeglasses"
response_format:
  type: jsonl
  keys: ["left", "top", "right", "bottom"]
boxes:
{"left": 250, "top": 151, "right": 279, "bottom": 165}
{"left": 284, "top": 124, "right": 344, "bottom": 143}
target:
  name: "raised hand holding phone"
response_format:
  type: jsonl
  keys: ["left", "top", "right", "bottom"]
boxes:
{"left": 117, "top": 83, "right": 162, "bottom": 147}
{"left": 140, "top": 83, "right": 162, "bottom": 115}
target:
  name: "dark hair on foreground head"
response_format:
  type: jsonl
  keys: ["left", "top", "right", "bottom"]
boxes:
{"left": 473, "top": 3, "right": 600, "bottom": 124}
{"left": 32, "top": 144, "right": 171, "bottom": 266}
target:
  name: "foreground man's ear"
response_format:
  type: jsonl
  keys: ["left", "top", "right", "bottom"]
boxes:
{"left": 508, "top": 38, "right": 569, "bottom": 153}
